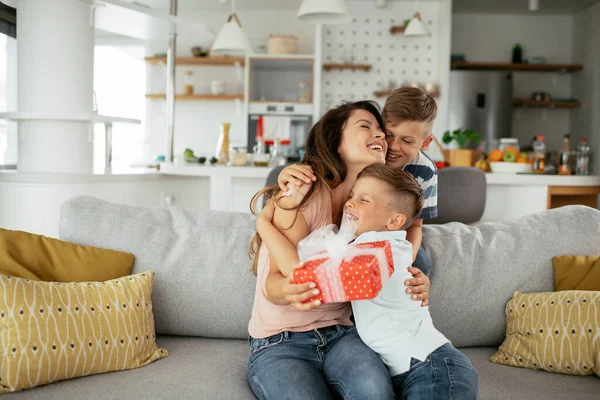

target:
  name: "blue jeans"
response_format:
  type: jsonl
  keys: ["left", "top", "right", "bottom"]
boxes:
{"left": 247, "top": 325, "right": 394, "bottom": 400}
{"left": 392, "top": 343, "right": 478, "bottom": 400}
{"left": 412, "top": 245, "right": 431, "bottom": 276}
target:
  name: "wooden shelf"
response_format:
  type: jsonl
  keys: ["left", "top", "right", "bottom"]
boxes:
{"left": 145, "top": 56, "right": 245, "bottom": 66}
{"left": 146, "top": 94, "right": 244, "bottom": 101}
{"left": 513, "top": 99, "right": 581, "bottom": 109}
{"left": 450, "top": 61, "right": 583, "bottom": 72}
{"left": 249, "top": 100, "right": 312, "bottom": 104}
{"left": 389, "top": 25, "right": 406, "bottom": 35}
{"left": 323, "top": 63, "right": 372, "bottom": 72}
{"left": 373, "top": 90, "right": 440, "bottom": 98}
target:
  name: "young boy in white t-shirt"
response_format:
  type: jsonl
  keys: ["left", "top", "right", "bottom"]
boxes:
{"left": 343, "top": 164, "right": 477, "bottom": 399}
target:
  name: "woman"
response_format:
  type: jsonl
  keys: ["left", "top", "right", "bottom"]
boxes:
{"left": 247, "top": 101, "right": 430, "bottom": 399}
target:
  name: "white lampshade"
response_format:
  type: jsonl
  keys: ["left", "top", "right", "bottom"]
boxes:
{"left": 297, "top": 0, "right": 351, "bottom": 24}
{"left": 211, "top": 13, "right": 253, "bottom": 56}
{"left": 404, "top": 12, "right": 429, "bottom": 36}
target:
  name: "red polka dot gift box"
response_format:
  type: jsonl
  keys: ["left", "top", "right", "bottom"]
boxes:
{"left": 292, "top": 240, "right": 395, "bottom": 304}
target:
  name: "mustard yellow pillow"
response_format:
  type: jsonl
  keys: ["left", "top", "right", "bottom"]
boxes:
{"left": 490, "top": 291, "right": 600, "bottom": 376}
{"left": 0, "top": 228, "right": 134, "bottom": 282}
{"left": 0, "top": 271, "right": 167, "bottom": 393}
{"left": 553, "top": 255, "right": 600, "bottom": 291}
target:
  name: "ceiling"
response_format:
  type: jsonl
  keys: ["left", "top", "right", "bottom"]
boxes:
{"left": 116, "top": 0, "right": 600, "bottom": 15}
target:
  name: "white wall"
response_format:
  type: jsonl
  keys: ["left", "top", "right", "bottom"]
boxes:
{"left": 452, "top": 13, "right": 575, "bottom": 151}
{"left": 572, "top": 2, "right": 600, "bottom": 175}
{"left": 144, "top": 9, "right": 316, "bottom": 162}
{"left": 321, "top": 0, "right": 451, "bottom": 162}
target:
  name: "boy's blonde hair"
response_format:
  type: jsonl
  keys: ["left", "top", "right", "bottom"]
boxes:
{"left": 357, "top": 164, "right": 424, "bottom": 229}
{"left": 382, "top": 87, "right": 438, "bottom": 134}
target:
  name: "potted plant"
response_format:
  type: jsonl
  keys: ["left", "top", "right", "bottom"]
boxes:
{"left": 442, "top": 128, "right": 482, "bottom": 167}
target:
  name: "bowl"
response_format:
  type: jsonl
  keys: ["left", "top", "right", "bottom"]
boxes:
{"left": 490, "top": 162, "right": 532, "bottom": 174}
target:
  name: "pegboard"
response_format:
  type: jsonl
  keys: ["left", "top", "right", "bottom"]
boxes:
{"left": 321, "top": 1, "right": 442, "bottom": 113}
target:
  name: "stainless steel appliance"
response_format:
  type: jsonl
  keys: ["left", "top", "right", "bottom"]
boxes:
{"left": 448, "top": 71, "right": 513, "bottom": 152}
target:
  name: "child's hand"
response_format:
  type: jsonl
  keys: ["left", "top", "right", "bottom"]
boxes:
{"left": 283, "top": 275, "right": 322, "bottom": 311}
{"left": 405, "top": 266, "right": 430, "bottom": 307}
{"left": 277, "top": 164, "right": 316, "bottom": 191}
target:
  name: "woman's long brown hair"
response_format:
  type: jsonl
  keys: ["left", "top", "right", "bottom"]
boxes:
{"left": 248, "top": 101, "right": 385, "bottom": 275}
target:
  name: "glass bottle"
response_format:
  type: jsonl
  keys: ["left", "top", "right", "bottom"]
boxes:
{"left": 215, "top": 122, "right": 231, "bottom": 165}
{"left": 558, "top": 133, "right": 572, "bottom": 175}
{"left": 269, "top": 138, "right": 287, "bottom": 167}
{"left": 576, "top": 138, "right": 591, "bottom": 176}
{"left": 532, "top": 135, "right": 546, "bottom": 174}
{"left": 253, "top": 116, "right": 269, "bottom": 167}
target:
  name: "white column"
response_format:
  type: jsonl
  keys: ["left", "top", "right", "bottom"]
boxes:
{"left": 6, "top": 36, "right": 18, "bottom": 165}
{"left": 16, "top": 0, "right": 94, "bottom": 173}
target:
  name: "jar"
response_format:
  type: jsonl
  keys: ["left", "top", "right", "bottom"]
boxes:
{"left": 498, "top": 138, "right": 520, "bottom": 152}
{"left": 184, "top": 71, "right": 194, "bottom": 95}
{"left": 229, "top": 146, "right": 248, "bottom": 166}
{"left": 298, "top": 81, "right": 310, "bottom": 102}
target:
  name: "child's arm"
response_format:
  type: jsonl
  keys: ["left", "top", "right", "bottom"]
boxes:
{"left": 257, "top": 197, "right": 308, "bottom": 277}
{"left": 265, "top": 260, "right": 321, "bottom": 310}
{"left": 405, "top": 218, "right": 423, "bottom": 262}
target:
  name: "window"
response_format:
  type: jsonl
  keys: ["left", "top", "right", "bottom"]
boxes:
{"left": 93, "top": 45, "right": 146, "bottom": 172}
{"left": 0, "top": 32, "right": 16, "bottom": 166}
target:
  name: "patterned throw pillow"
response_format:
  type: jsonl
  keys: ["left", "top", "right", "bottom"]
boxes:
{"left": 553, "top": 255, "right": 600, "bottom": 291}
{"left": 490, "top": 291, "right": 600, "bottom": 376}
{"left": 0, "top": 228, "right": 134, "bottom": 282}
{"left": 0, "top": 271, "right": 168, "bottom": 393}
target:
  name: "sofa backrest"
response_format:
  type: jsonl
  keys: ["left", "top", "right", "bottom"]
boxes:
{"left": 60, "top": 197, "right": 600, "bottom": 345}
{"left": 60, "top": 196, "right": 257, "bottom": 339}
{"left": 424, "top": 205, "right": 600, "bottom": 347}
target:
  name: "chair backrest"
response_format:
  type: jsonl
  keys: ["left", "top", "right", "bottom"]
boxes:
{"left": 424, "top": 167, "right": 486, "bottom": 225}
{"left": 265, "top": 165, "right": 286, "bottom": 188}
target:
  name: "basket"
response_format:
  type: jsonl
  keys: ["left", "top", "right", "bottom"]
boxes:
{"left": 267, "top": 35, "right": 298, "bottom": 54}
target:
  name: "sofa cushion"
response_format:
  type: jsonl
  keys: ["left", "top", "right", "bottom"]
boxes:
{"left": 553, "top": 255, "right": 600, "bottom": 291}
{"left": 0, "top": 337, "right": 255, "bottom": 400}
{"left": 0, "top": 271, "right": 167, "bottom": 394}
{"left": 59, "top": 196, "right": 257, "bottom": 339}
{"left": 490, "top": 290, "right": 600, "bottom": 376}
{"left": 2, "top": 338, "right": 598, "bottom": 400}
{"left": 0, "top": 228, "right": 134, "bottom": 282}
{"left": 463, "top": 347, "right": 600, "bottom": 400}
{"left": 423, "top": 205, "right": 600, "bottom": 347}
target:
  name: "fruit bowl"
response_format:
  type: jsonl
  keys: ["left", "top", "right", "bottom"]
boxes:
{"left": 490, "top": 162, "right": 532, "bottom": 174}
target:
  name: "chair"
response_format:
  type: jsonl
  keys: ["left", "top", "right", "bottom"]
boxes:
{"left": 424, "top": 167, "right": 486, "bottom": 225}
{"left": 265, "top": 165, "right": 286, "bottom": 188}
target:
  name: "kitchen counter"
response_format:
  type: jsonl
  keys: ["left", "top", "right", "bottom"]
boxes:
{"left": 160, "top": 163, "right": 273, "bottom": 212}
{"left": 481, "top": 173, "right": 600, "bottom": 222}
{"left": 485, "top": 173, "right": 600, "bottom": 186}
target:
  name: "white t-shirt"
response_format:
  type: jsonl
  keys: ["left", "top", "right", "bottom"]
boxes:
{"left": 351, "top": 230, "right": 449, "bottom": 376}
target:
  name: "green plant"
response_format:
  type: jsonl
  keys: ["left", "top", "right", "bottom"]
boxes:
{"left": 442, "top": 128, "right": 481, "bottom": 149}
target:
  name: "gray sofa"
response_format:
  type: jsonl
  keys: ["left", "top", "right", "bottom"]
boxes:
{"left": 5, "top": 197, "right": 599, "bottom": 399}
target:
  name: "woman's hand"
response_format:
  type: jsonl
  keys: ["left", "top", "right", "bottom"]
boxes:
{"left": 405, "top": 266, "right": 430, "bottom": 307}
{"left": 277, "top": 164, "right": 316, "bottom": 191}
{"left": 283, "top": 275, "right": 322, "bottom": 311}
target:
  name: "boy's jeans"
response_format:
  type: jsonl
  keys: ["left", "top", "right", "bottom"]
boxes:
{"left": 247, "top": 324, "right": 394, "bottom": 400}
{"left": 413, "top": 244, "right": 431, "bottom": 275}
{"left": 392, "top": 343, "right": 479, "bottom": 399}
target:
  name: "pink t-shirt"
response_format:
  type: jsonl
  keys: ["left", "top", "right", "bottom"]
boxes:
{"left": 248, "top": 188, "right": 352, "bottom": 339}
